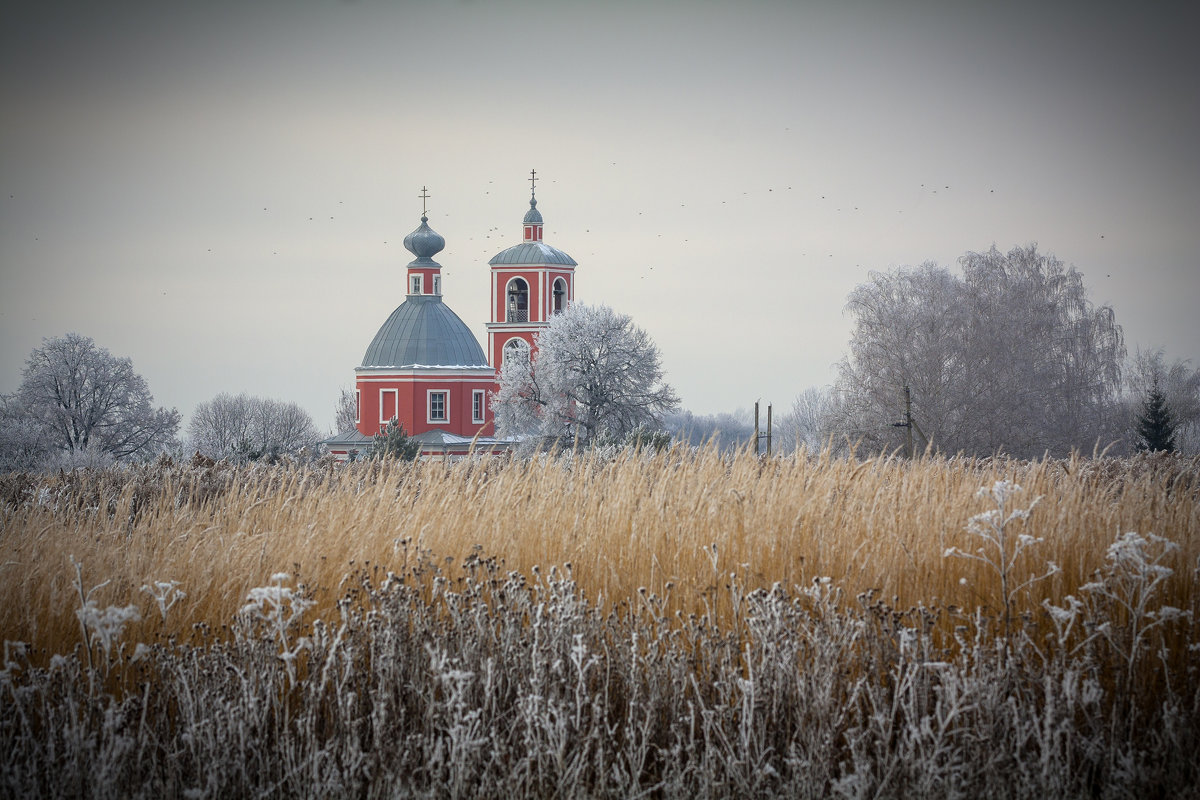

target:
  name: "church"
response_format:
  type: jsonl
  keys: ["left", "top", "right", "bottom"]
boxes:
{"left": 323, "top": 173, "right": 577, "bottom": 460}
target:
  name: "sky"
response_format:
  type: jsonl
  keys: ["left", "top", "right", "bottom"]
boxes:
{"left": 2, "top": 0, "right": 1198, "bottom": 434}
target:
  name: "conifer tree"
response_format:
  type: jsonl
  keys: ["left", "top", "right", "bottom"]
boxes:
{"left": 368, "top": 417, "right": 420, "bottom": 461}
{"left": 1136, "top": 383, "right": 1176, "bottom": 453}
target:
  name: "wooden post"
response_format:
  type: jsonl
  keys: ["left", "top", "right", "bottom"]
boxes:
{"left": 766, "top": 403, "right": 773, "bottom": 457}
{"left": 904, "top": 386, "right": 914, "bottom": 459}
{"left": 753, "top": 401, "right": 760, "bottom": 456}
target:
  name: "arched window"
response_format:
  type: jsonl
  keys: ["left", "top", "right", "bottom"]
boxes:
{"left": 503, "top": 338, "right": 530, "bottom": 367}
{"left": 552, "top": 278, "right": 567, "bottom": 314}
{"left": 506, "top": 278, "right": 529, "bottom": 323}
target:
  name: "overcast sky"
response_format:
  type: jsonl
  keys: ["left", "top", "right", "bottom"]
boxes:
{"left": 3, "top": 0, "right": 1198, "bottom": 433}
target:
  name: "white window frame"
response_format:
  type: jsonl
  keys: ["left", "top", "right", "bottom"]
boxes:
{"left": 354, "top": 389, "right": 361, "bottom": 424}
{"left": 552, "top": 277, "right": 567, "bottom": 315}
{"left": 427, "top": 389, "right": 448, "bottom": 424}
{"left": 379, "top": 388, "right": 398, "bottom": 425}
{"left": 472, "top": 389, "right": 486, "bottom": 423}
{"left": 410, "top": 274, "right": 423, "bottom": 295}
{"left": 505, "top": 277, "right": 529, "bottom": 322}
{"left": 503, "top": 337, "right": 530, "bottom": 366}
{"left": 433, "top": 275, "right": 441, "bottom": 295}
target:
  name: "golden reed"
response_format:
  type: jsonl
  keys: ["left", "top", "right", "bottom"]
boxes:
{"left": 2, "top": 447, "right": 1196, "bottom": 657}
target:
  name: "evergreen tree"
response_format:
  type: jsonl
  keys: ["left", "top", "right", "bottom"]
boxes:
{"left": 1135, "top": 383, "right": 1176, "bottom": 453}
{"left": 368, "top": 418, "right": 420, "bottom": 461}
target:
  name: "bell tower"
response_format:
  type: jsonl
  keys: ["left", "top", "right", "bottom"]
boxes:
{"left": 486, "top": 170, "right": 578, "bottom": 372}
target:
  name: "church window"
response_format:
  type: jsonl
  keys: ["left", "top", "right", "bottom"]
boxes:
{"left": 410, "top": 275, "right": 422, "bottom": 294}
{"left": 433, "top": 275, "right": 441, "bottom": 295}
{"left": 428, "top": 391, "right": 447, "bottom": 423}
{"left": 354, "top": 389, "right": 361, "bottom": 424}
{"left": 552, "top": 278, "right": 567, "bottom": 314}
{"left": 380, "top": 389, "right": 397, "bottom": 424}
{"left": 506, "top": 278, "right": 529, "bottom": 323}
{"left": 503, "top": 338, "right": 530, "bottom": 366}
{"left": 472, "top": 390, "right": 486, "bottom": 423}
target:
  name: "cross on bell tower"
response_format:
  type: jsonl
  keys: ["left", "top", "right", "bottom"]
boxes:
{"left": 523, "top": 168, "right": 543, "bottom": 244}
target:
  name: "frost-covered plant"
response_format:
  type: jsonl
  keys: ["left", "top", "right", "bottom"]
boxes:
{"left": 945, "top": 481, "right": 1059, "bottom": 651}
{"left": 71, "top": 556, "right": 140, "bottom": 672}
{"left": 141, "top": 579, "right": 186, "bottom": 622}
{"left": 1054, "top": 532, "right": 1191, "bottom": 683}
{"left": 239, "top": 572, "right": 314, "bottom": 684}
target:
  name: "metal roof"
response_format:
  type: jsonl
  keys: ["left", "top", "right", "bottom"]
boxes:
{"left": 488, "top": 242, "right": 578, "bottom": 266}
{"left": 523, "top": 197, "right": 543, "bottom": 225}
{"left": 360, "top": 295, "right": 489, "bottom": 368}
{"left": 403, "top": 215, "right": 446, "bottom": 267}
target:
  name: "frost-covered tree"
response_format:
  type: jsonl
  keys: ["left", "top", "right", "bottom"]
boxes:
{"left": 3, "top": 333, "right": 179, "bottom": 467}
{"left": 493, "top": 303, "right": 679, "bottom": 447}
{"left": 777, "top": 386, "right": 840, "bottom": 453}
{"left": 0, "top": 395, "right": 51, "bottom": 471}
{"left": 662, "top": 408, "right": 756, "bottom": 452}
{"left": 834, "top": 245, "right": 1125, "bottom": 457}
{"left": 333, "top": 387, "right": 357, "bottom": 434}
{"left": 187, "top": 393, "right": 321, "bottom": 462}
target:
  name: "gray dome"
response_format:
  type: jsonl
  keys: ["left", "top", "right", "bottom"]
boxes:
{"left": 489, "top": 242, "right": 578, "bottom": 266}
{"left": 523, "top": 197, "right": 543, "bottom": 225}
{"left": 403, "top": 216, "right": 445, "bottom": 266}
{"left": 361, "top": 295, "right": 489, "bottom": 368}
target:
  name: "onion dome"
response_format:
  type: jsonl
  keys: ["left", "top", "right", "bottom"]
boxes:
{"left": 361, "top": 295, "right": 489, "bottom": 368}
{"left": 523, "top": 196, "right": 543, "bottom": 225}
{"left": 403, "top": 216, "right": 445, "bottom": 266}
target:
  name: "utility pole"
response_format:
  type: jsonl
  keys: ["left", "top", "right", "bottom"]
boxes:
{"left": 893, "top": 385, "right": 915, "bottom": 458}
{"left": 904, "top": 386, "right": 914, "bottom": 459}
{"left": 753, "top": 400, "right": 773, "bottom": 456}
{"left": 766, "top": 403, "right": 773, "bottom": 457}
{"left": 891, "top": 385, "right": 929, "bottom": 458}
{"left": 753, "top": 401, "right": 759, "bottom": 455}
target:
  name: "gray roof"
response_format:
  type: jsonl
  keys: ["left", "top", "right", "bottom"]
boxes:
{"left": 322, "top": 426, "right": 516, "bottom": 453}
{"left": 523, "top": 197, "right": 543, "bottom": 225}
{"left": 361, "top": 295, "right": 489, "bottom": 368}
{"left": 489, "top": 242, "right": 577, "bottom": 266}
{"left": 403, "top": 215, "right": 446, "bottom": 267}
{"left": 322, "top": 428, "right": 373, "bottom": 448}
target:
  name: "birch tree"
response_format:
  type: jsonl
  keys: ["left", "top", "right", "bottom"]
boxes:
{"left": 834, "top": 245, "right": 1126, "bottom": 457}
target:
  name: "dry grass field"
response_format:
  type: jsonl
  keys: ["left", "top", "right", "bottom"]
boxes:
{"left": 1, "top": 448, "right": 1198, "bottom": 797}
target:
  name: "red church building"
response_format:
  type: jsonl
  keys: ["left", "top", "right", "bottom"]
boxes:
{"left": 324, "top": 176, "right": 577, "bottom": 460}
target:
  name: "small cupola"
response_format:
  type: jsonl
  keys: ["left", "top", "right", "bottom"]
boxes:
{"left": 403, "top": 188, "right": 445, "bottom": 296}
{"left": 403, "top": 215, "right": 445, "bottom": 265}
{"left": 522, "top": 170, "right": 544, "bottom": 243}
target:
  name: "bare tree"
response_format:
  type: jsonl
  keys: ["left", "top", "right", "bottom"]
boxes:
{"left": 662, "top": 408, "right": 756, "bottom": 452}
{"left": 187, "top": 393, "right": 321, "bottom": 461}
{"left": 835, "top": 245, "right": 1126, "bottom": 457}
{"left": 0, "top": 395, "right": 52, "bottom": 471}
{"left": 834, "top": 264, "right": 971, "bottom": 452}
{"left": 333, "top": 388, "right": 357, "bottom": 434}
{"left": 5, "top": 333, "right": 179, "bottom": 466}
{"left": 777, "top": 386, "right": 840, "bottom": 454}
{"left": 493, "top": 303, "right": 679, "bottom": 447}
